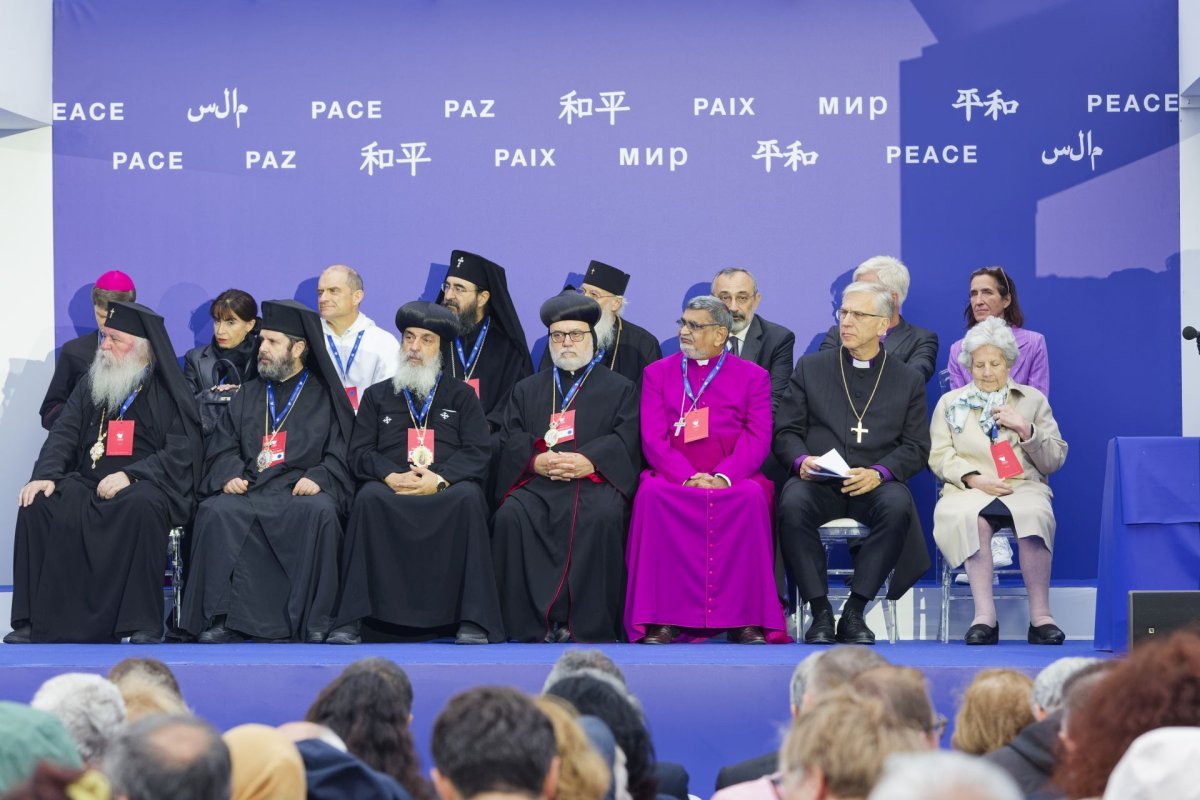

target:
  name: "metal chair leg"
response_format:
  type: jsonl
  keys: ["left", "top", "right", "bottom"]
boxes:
{"left": 168, "top": 527, "right": 184, "bottom": 629}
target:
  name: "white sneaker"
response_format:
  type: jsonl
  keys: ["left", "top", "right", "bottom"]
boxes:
{"left": 955, "top": 573, "right": 999, "bottom": 585}
{"left": 991, "top": 535, "right": 1014, "bottom": 568}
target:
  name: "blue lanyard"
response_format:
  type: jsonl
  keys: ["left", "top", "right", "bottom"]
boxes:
{"left": 454, "top": 316, "right": 490, "bottom": 378}
{"left": 682, "top": 350, "right": 728, "bottom": 406}
{"left": 554, "top": 351, "right": 604, "bottom": 413}
{"left": 266, "top": 369, "right": 309, "bottom": 430}
{"left": 402, "top": 374, "right": 442, "bottom": 427}
{"left": 327, "top": 331, "right": 365, "bottom": 381}
{"left": 115, "top": 383, "right": 142, "bottom": 419}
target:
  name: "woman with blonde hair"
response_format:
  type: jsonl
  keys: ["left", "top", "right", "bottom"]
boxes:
{"left": 534, "top": 696, "right": 612, "bottom": 800}
{"left": 952, "top": 669, "right": 1035, "bottom": 755}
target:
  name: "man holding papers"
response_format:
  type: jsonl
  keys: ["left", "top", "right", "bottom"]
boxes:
{"left": 773, "top": 282, "right": 931, "bottom": 645}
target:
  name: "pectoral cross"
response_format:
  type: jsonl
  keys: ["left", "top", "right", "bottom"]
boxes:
{"left": 673, "top": 418, "right": 687, "bottom": 437}
{"left": 382, "top": 416, "right": 392, "bottom": 425}
{"left": 851, "top": 422, "right": 868, "bottom": 444}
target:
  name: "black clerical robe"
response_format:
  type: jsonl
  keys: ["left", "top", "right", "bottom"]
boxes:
{"left": 773, "top": 348, "right": 931, "bottom": 600}
{"left": 441, "top": 317, "right": 533, "bottom": 426}
{"left": 39, "top": 331, "right": 100, "bottom": 430}
{"left": 538, "top": 317, "right": 662, "bottom": 386}
{"left": 492, "top": 365, "right": 640, "bottom": 642}
{"left": 334, "top": 376, "right": 505, "bottom": 641}
{"left": 13, "top": 377, "right": 193, "bottom": 642}
{"left": 181, "top": 372, "right": 351, "bottom": 640}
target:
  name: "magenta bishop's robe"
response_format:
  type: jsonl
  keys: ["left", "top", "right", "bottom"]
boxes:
{"left": 624, "top": 352, "right": 788, "bottom": 642}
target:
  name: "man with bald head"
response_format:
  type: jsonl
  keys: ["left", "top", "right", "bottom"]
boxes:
{"left": 318, "top": 264, "right": 402, "bottom": 412}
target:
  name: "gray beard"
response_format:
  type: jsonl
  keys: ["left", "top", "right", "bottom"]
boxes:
{"left": 595, "top": 313, "right": 617, "bottom": 352}
{"left": 89, "top": 345, "right": 150, "bottom": 411}
{"left": 392, "top": 352, "right": 443, "bottom": 398}
{"left": 551, "top": 344, "right": 594, "bottom": 373}
{"left": 258, "top": 352, "right": 301, "bottom": 383}
{"left": 679, "top": 343, "right": 702, "bottom": 361}
{"left": 730, "top": 313, "right": 752, "bottom": 335}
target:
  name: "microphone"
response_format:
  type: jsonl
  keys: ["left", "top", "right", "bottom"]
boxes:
{"left": 1184, "top": 326, "right": 1200, "bottom": 354}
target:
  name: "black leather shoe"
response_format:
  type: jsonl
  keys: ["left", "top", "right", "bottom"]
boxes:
{"left": 1028, "top": 622, "right": 1066, "bottom": 645}
{"left": 836, "top": 611, "right": 876, "bottom": 645}
{"left": 326, "top": 623, "right": 360, "bottom": 645}
{"left": 731, "top": 626, "right": 766, "bottom": 645}
{"left": 128, "top": 630, "right": 162, "bottom": 645}
{"left": 3, "top": 624, "right": 31, "bottom": 644}
{"left": 543, "top": 624, "right": 572, "bottom": 644}
{"left": 964, "top": 622, "right": 999, "bottom": 645}
{"left": 455, "top": 622, "right": 488, "bottom": 645}
{"left": 198, "top": 623, "right": 246, "bottom": 644}
{"left": 640, "top": 624, "right": 680, "bottom": 645}
{"left": 804, "top": 609, "right": 836, "bottom": 644}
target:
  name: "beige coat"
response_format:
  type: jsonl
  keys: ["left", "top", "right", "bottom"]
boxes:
{"left": 929, "top": 383, "right": 1067, "bottom": 567}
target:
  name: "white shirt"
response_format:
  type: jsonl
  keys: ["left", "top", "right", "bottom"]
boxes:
{"left": 320, "top": 312, "right": 401, "bottom": 402}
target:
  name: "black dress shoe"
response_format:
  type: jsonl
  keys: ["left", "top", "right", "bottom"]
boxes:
{"left": 198, "top": 623, "right": 246, "bottom": 644}
{"left": 640, "top": 624, "right": 680, "bottom": 645}
{"left": 455, "top": 622, "right": 488, "bottom": 645}
{"left": 731, "top": 626, "right": 766, "bottom": 645}
{"left": 964, "top": 622, "right": 999, "bottom": 645}
{"left": 305, "top": 630, "right": 328, "bottom": 644}
{"left": 1028, "top": 622, "right": 1066, "bottom": 645}
{"left": 804, "top": 609, "right": 836, "bottom": 644}
{"left": 128, "top": 630, "right": 162, "bottom": 645}
{"left": 3, "top": 624, "right": 32, "bottom": 644}
{"left": 836, "top": 610, "right": 876, "bottom": 645}
{"left": 326, "top": 623, "right": 361, "bottom": 645}
{"left": 543, "top": 624, "right": 572, "bottom": 644}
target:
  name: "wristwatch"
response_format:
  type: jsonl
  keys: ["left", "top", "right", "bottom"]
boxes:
{"left": 436, "top": 478, "right": 450, "bottom": 492}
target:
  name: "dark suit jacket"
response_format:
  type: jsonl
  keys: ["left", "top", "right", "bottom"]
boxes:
{"left": 715, "top": 751, "right": 777, "bottom": 791}
{"left": 739, "top": 314, "right": 795, "bottom": 414}
{"left": 819, "top": 316, "right": 939, "bottom": 383}
{"left": 39, "top": 331, "right": 100, "bottom": 430}
{"left": 655, "top": 761, "right": 689, "bottom": 800}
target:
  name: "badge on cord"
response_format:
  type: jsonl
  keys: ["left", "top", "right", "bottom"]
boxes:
{"left": 466, "top": 379, "right": 480, "bottom": 398}
{"left": 683, "top": 406, "right": 709, "bottom": 443}
{"left": 345, "top": 386, "right": 359, "bottom": 411}
{"left": 106, "top": 420, "right": 135, "bottom": 456}
{"left": 407, "top": 428, "right": 436, "bottom": 467}
{"left": 257, "top": 431, "right": 287, "bottom": 471}
{"left": 990, "top": 440, "right": 1024, "bottom": 479}
{"left": 547, "top": 410, "right": 576, "bottom": 446}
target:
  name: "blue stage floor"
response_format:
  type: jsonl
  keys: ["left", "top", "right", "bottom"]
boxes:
{"left": 0, "top": 640, "right": 1105, "bottom": 794}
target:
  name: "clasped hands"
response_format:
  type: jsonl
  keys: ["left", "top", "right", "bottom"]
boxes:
{"left": 222, "top": 476, "right": 322, "bottom": 496}
{"left": 684, "top": 473, "right": 729, "bottom": 489}
{"left": 797, "top": 457, "right": 881, "bottom": 497}
{"left": 384, "top": 468, "right": 442, "bottom": 495}
{"left": 535, "top": 451, "right": 595, "bottom": 481}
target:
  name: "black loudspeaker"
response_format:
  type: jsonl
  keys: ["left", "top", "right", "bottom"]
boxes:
{"left": 1128, "top": 590, "right": 1200, "bottom": 647}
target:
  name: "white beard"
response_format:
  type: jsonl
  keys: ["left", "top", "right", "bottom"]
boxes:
{"left": 551, "top": 340, "right": 595, "bottom": 373}
{"left": 392, "top": 351, "right": 443, "bottom": 398}
{"left": 595, "top": 312, "right": 617, "bottom": 352}
{"left": 89, "top": 342, "right": 151, "bottom": 411}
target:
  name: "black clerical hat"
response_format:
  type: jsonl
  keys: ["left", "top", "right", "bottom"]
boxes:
{"left": 260, "top": 300, "right": 308, "bottom": 339}
{"left": 395, "top": 301, "right": 459, "bottom": 341}
{"left": 435, "top": 250, "right": 531, "bottom": 359}
{"left": 445, "top": 250, "right": 495, "bottom": 292}
{"left": 582, "top": 260, "right": 629, "bottom": 296}
{"left": 540, "top": 290, "right": 601, "bottom": 328}
{"left": 104, "top": 302, "right": 148, "bottom": 338}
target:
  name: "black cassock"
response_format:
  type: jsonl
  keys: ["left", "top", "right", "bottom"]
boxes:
{"left": 773, "top": 348, "right": 931, "bottom": 601}
{"left": 334, "top": 376, "right": 505, "bottom": 641}
{"left": 538, "top": 317, "right": 662, "bottom": 386}
{"left": 492, "top": 365, "right": 640, "bottom": 642}
{"left": 13, "top": 377, "right": 193, "bottom": 642}
{"left": 181, "top": 371, "right": 351, "bottom": 640}
{"left": 441, "top": 316, "right": 533, "bottom": 428}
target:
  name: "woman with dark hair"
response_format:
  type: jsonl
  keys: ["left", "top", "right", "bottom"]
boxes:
{"left": 305, "top": 658, "right": 435, "bottom": 800}
{"left": 945, "top": 267, "right": 1049, "bottom": 397}
{"left": 545, "top": 674, "right": 659, "bottom": 800}
{"left": 183, "top": 289, "right": 259, "bottom": 434}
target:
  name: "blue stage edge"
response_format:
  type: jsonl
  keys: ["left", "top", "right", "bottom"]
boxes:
{"left": 0, "top": 640, "right": 1104, "bottom": 793}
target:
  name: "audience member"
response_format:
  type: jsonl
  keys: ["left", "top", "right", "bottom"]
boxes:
{"left": 1101, "top": 727, "right": 1200, "bottom": 800}
{"left": 107, "top": 658, "right": 183, "bottom": 699}
{"left": 223, "top": 724, "right": 306, "bottom": 800}
{"left": 867, "top": 751, "right": 1022, "bottom": 800}
{"left": 0, "top": 763, "right": 110, "bottom": 800}
{"left": 278, "top": 721, "right": 414, "bottom": 800}
{"left": 805, "top": 647, "right": 889, "bottom": 703}
{"left": 850, "top": 667, "right": 942, "bottom": 748}
{"left": 0, "top": 703, "right": 83, "bottom": 793}
{"left": 534, "top": 696, "right": 611, "bottom": 800}
{"left": 30, "top": 674, "right": 126, "bottom": 765}
{"left": 951, "top": 669, "right": 1035, "bottom": 755}
{"left": 107, "top": 658, "right": 189, "bottom": 722}
{"left": 542, "top": 650, "right": 627, "bottom": 694}
{"left": 104, "top": 715, "right": 230, "bottom": 800}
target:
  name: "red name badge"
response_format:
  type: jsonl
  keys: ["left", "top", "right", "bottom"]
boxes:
{"left": 345, "top": 386, "right": 359, "bottom": 411}
{"left": 549, "top": 410, "right": 577, "bottom": 445}
{"left": 991, "top": 440, "right": 1024, "bottom": 479}
{"left": 466, "top": 378, "right": 481, "bottom": 398}
{"left": 106, "top": 420, "right": 135, "bottom": 456}
{"left": 407, "top": 428, "right": 436, "bottom": 466}
{"left": 684, "top": 406, "right": 709, "bottom": 443}
{"left": 260, "top": 431, "right": 287, "bottom": 469}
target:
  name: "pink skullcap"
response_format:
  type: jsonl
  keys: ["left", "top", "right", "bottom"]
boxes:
{"left": 94, "top": 270, "right": 135, "bottom": 292}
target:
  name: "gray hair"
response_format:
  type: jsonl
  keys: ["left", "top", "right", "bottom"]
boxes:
{"left": 684, "top": 295, "right": 733, "bottom": 331}
{"left": 788, "top": 652, "right": 823, "bottom": 709}
{"left": 544, "top": 667, "right": 644, "bottom": 719}
{"left": 1032, "top": 657, "right": 1104, "bottom": 715}
{"left": 324, "top": 263, "right": 364, "bottom": 293}
{"left": 806, "top": 645, "right": 889, "bottom": 699}
{"left": 958, "top": 316, "right": 1019, "bottom": 369}
{"left": 868, "top": 751, "right": 1022, "bottom": 800}
{"left": 31, "top": 673, "right": 126, "bottom": 764}
{"left": 842, "top": 281, "right": 895, "bottom": 320}
{"left": 542, "top": 649, "right": 627, "bottom": 694}
{"left": 712, "top": 268, "right": 759, "bottom": 294}
{"left": 104, "top": 715, "right": 231, "bottom": 800}
{"left": 854, "top": 256, "right": 910, "bottom": 308}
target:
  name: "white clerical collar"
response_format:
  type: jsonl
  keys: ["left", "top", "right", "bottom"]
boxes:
{"left": 852, "top": 358, "right": 871, "bottom": 369}
{"left": 695, "top": 358, "right": 710, "bottom": 366}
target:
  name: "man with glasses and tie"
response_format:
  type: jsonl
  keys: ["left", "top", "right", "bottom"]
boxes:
{"left": 624, "top": 295, "right": 787, "bottom": 645}
{"left": 711, "top": 268, "right": 795, "bottom": 413}
{"left": 774, "top": 282, "right": 931, "bottom": 646}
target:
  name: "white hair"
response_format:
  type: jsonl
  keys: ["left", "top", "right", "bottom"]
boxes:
{"left": 788, "top": 652, "right": 823, "bottom": 709}
{"left": 1031, "top": 657, "right": 1103, "bottom": 715}
{"left": 842, "top": 281, "right": 895, "bottom": 320}
{"left": 88, "top": 337, "right": 151, "bottom": 411}
{"left": 868, "top": 751, "right": 1022, "bottom": 800}
{"left": 854, "top": 256, "right": 911, "bottom": 308}
{"left": 958, "top": 316, "right": 1019, "bottom": 369}
{"left": 31, "top": 672, "right": 127, "bottom": 764}
{"left": 392, "top": 350, "right": 443, "bottom": 398}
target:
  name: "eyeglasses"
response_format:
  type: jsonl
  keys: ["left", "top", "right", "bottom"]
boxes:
{"left": 577, "top": 287, "right": 616, "bottom": 301}
{"left": 676, "top": 318, "right": 722, "bottom": 333}
{"left": 834, "top": 308, "right": 888, "bottom": 323}
{"left": 549, "top": 330, "right": 589, "bottom": 343}
{"left": 715, "top": 292, "right": 755, "bottom": 305}
{"left": 440, "top": 282, "right": 477, "bottom": 296}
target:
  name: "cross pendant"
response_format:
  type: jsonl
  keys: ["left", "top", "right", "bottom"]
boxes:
{"left": 673, "top": 418, "right": 687, "bottom": 437}
{"left": 851, "top": 422, "right": 868, "bottom": 444}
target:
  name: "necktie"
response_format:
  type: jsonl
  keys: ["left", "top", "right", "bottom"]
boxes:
{"left": 728, "top": 337, "right": 740, "bottom": 356}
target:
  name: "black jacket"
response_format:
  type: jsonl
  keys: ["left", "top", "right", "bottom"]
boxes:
{"left": 739, "top": 314, "right": 795, "bottom": 414}
{"left": 39, "top": 331, "right": 100, "bottom": 430}
{"left": 182, "top": 335, "right": 259, "bottom": 435}
{"left": 983, "top": 714, "right": 1064, "bottom": 800}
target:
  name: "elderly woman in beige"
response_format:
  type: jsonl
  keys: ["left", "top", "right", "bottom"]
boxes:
{"left": 930, "top": 317, "right": 1067, "bottom": 646}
